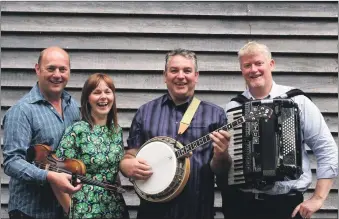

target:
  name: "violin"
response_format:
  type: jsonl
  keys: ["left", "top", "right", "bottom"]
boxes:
{"left": 26, "top": 144, "right": 125, "bottom": 193}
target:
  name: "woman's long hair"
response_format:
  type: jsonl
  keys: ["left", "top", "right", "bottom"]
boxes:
{"left": 80, "top": 73, "right": 118, "bottom": 132}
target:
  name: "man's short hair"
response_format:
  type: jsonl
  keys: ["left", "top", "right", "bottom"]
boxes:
{"left": 165, "top": 48, "right": 198, "bottom": 72}
{"left": 37, "top": 47, "right": 70, "bottom": 67}
{"left": 37, "top": 51, "right": 44, "bottom": 66}
{"left": 238, "top": 41, "right": 272, "bottom": 60}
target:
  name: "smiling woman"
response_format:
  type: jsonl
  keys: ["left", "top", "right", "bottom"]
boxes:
{"left": 88, "top": 81, "right": 114, "bottom": 125}
{"left": 80, "top": 73, "right": 119, "bottom": 131}
{"left": 55, "top": 73, "right": 129, "bottom": 219}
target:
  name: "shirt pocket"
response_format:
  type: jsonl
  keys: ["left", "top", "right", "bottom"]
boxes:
{"left": 31, "top": 116, "right": 62, "bottom": 148}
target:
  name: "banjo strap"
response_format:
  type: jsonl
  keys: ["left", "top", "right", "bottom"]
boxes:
{"left": 177, "top": 97, "right": 201, "bottom": 135}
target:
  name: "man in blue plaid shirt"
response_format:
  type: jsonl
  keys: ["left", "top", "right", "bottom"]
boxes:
{"left": 2, "top": 47, "right": 82, "bottom": 219}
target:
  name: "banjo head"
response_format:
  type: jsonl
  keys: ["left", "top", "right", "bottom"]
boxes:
{"left": 134, "top": 137, "right": 179, "bottom": 195}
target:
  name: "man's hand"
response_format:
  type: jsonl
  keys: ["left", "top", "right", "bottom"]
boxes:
{"left": 47, "top": 171, "right": 82, "bottom": 194}
{"left": 209, "top": 130, "right": 231, "bottom": 159}
{"left": 291, "top": 178, "right": 333, "bottom": 218}
{"left": 209, "top": 130, "right": 232, "bottom": 174}
{"left": 291, "top": 197, "right": 324, "bottom": 219}
{"left": 120, "top": 157, "right": 153, "bottom": 180}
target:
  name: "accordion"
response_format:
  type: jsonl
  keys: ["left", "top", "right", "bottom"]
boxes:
{"left": 227, "top": 99, "right": 303, "bottom": 189}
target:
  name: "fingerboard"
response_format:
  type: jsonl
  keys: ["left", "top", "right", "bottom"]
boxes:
{"left": 34, "top": 162, "right": 124, "bottom": 193}
{"left": 175, "top": 116, "right": 245, "bottom": 158}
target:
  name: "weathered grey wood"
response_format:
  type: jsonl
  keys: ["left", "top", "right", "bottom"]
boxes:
{"left": 1, "top": 206, "right": 9, "bottom": 219}
{"left": 1, "top": 2, "right": 248, "bottom": 16}
{"left": 2, "top": 34, "right": 337, "bottom": 54}
{"left": 127, "top": 210, "right": 137, "bottom": 219}
{"left": 1, "top": 167, "right": 10, "bottom": 184}
{"left": 322, "top": 114, "right": 338, "bottom": 133}
{"left": 214, "top": 209, "right": 338, "bottom": 219}
{"left": 1, "top": 51, "right": 338, "bottom": 73}
{"left": 249, "top": 20, "right": 337, "bottom": 36}
{"left": 0, "top": 206, "right": 328, "bottom": 218}
{"left": 2, "top": 2, "right": 337, "bottom": 18}
{"left": 1, "top": 186, "right": 337, "bottom": 209}
{"left": 1, "top": 71, "right": 337, "bottom": 94}
{"left": 246, "top": 2, "right": 338, "bottom": 18}
{"left": 1, "top": 186, "right": 7, "bottom": 204}
{"left": 1, "top": 88, "right": 337, "bottom": 113}
{"left": 1, "top": 145, "right": 3, "bottom": 165}
{"left": 1, "top": 207, "right": 334, "bottom": 219}
{"left": 309, "top": 210, "right": 338, "bottom": 219}
{"left": 2, "top": 15, "right": 337, "bottom": 36}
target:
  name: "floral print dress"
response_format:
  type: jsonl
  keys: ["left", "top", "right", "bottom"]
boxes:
{"left": 56, "top": 121, "right": 127, "bottom": 219}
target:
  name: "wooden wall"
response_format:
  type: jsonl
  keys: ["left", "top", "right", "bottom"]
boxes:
{"left": 1, "top": 2, "right": 338, "bottom": 218}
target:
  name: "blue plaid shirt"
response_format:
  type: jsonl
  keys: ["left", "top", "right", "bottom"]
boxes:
{"left": 127, "top": 93, "right": 227, "bottom": 219}
{"left": 2, "top": 83, "right": 80, "bottom": 219}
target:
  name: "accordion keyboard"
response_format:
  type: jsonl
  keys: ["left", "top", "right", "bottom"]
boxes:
{"left": 227, "top": 108, "right": 246, "bottom": 185}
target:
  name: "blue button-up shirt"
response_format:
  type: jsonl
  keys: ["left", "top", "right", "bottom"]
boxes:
{"left": 127, "top": 93, "right": 227, "bottom": 219}
{"left": 225, "top": 81, "right": 338, "bottom": 195}
{"left": 2, "top": 83, "right": 80, "bottom": 219}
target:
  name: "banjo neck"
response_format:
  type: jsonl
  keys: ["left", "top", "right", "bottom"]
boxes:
{"left": 175, "top": 116, "right": 246, "bottom": 158}
{"left": 174, "top": 103, "right": 273, "bottom": 158}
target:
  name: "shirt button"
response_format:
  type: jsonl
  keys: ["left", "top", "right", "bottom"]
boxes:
{"left": 50, "top": 107, "right": 53, "bottom": 110}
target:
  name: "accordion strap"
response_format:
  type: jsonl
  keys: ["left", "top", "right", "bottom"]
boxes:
{"left": 230, "top": 88, "right": 312, "bottom": 105}
{"left": 276, "top": 88, "right": 312, "bottom": 101}
{"left": 230, "top": 94, "right": 249, "bottom": 105}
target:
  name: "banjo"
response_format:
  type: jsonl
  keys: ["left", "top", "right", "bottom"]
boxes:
{"left": 133, "top": 105, "right": 273, "bottom": 202}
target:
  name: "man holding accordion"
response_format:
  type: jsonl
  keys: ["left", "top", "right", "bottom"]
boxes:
{"left": 218, "top": 41, "right": 338, "bottom": 219}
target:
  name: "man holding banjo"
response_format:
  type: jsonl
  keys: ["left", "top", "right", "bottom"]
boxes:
{"left": 120, "top": 48, "right": 232, "bottom": 219}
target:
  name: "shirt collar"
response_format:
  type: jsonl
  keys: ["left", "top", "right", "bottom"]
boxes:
{"left": 243, "top": 81, "right": 278, "bottom": 100}
{"left": 161, "top": 92, "right": 193, "bottom": 108}
{"left": 29, "top": 82, "right": 72, "bottom": 104}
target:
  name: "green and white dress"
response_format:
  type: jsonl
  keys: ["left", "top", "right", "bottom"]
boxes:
{"left": 56, "top": 121, "right": 128, "bottom": 219}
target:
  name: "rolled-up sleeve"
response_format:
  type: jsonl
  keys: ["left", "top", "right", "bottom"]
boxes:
{"left": 300, "top": 96, "right": 338, "bottom": 179}
{"left": 3, "top": 105, "right": 48, "bottom": 184}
